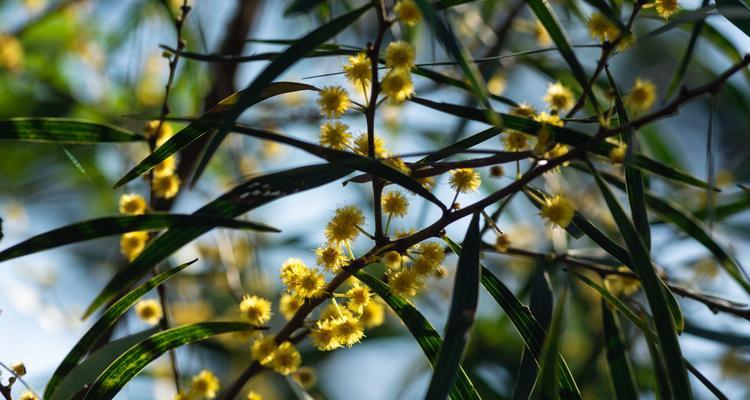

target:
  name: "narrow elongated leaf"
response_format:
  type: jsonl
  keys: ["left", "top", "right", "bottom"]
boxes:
{"left": 514, "top": 264, "right": 553, "bottom": 400}
{"left": 716, "top": 0, "right": 750, "bottom": 37}
{"left": 589, "top": 167, "right": 750, "bottom": 294}
{"left": 356, "top": 271, "right": 481, "bottom": 400}
{"left": 284, "top": 0, "right": 326, "bottom": 15}
{"left": 161, "top": 46, "right": 355, "bottom": 63}
{"left": 45, "top": 261, "right": 195, "bottom": 399}
{"left": 587, "top": 163, "right": 692, "bottom": 399}
{"left": 421, "top": 126, "right": 504, "bottom": 163}
{"left": 83, "top": 322, "right": 259, "bottom": 400}
{"left": 49, "top": 329, "right": 158, "bottom": 400}
{"left": 606, "top": 68, "right": 651, "bottom": 249}
{"left": 664, "top": 0, "right": 709, "bottom": 100}
{"left": 0, "top": 118, "right": 144, "bottom": 143}
{"left": 231, "top": 126, "right": 445, "bottom": 210}
{"left": 84, "top": 163, "right": 352, "bottom": 318}
{"left": 413, "top": 67, "right": 517, "bottom": 106}
{"left": 524, "top": 0, "right": 600, "bottom": 112}
{"left": 601, "top": 301, "right": 639, "bottom": 400}
{"left": 114, "top": 82, "right": 317, "bottom": 188}
{"left": 410, "top": 96, "right": 714, "bottom": 190}
{"left": 413, "top": 0, "right": 495, "bottom": 122}
{"left": 213, "top": 4, "right": 371, "bottom": 165}
{"left": 531, "top": 289, "right": 567, "bottom": 400}
{"left": 444, "top": 238, "right": 581, "bottom": 399}
{"left": 0, "top": 214, "right": 278, "bottom": 263}
{"left": 425, "top": 212, "right": 481, "bottom": 400}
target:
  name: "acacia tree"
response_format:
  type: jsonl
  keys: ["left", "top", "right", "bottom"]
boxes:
{"left": 1, "top": 0, "right": 750, "bottom": 399}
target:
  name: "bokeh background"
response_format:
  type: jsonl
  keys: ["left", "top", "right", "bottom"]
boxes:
{"left": 1, "top": 0, "right": 750, "bottom": 399}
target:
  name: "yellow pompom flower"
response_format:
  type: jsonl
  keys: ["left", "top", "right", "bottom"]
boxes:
{"left": 295, "top": 268, "right": 327, "bottom": 299}
{"left": 324, "top": 205, "right": 365, "bottom": 244}
{"left": 388, "top": 269, "right": 423, "bottom": 298}
{"left": 331, "top": 315, "right": 365, "bottom": 347}
{"left": 625, "top": 78, "right": 656, "bottom": 112}
{"left": 0, "top": 35, "right": 23, "bottom": 71}
{"left": 135, "top": 299, "right": 163, "bottom": 325}
{"left": 315, "top": 244, "right": 348, "bottom": 272}
{"left": 412, "top": 256, "right": 438, "bottom": 276}
{"left": 310, "top": 319, "right": 341, "bottom": 351}
{"left": 587, "top": 13, "right": 620, "bottom": 42}
{"left": 495, "top": 234, "right": 511, "bottom": 252}
{"left": 251, "top": 335, "right": 278, "bottom": 365}
{"left": 293, "top": 366, "right": 317, "bottom": 389}
{"left": 279, "top": 293, "right": 304, "bottom": 320}
{"left": 417, "top": 241, "right": 446, "bottom": 265}
{"left": 449, "top": 168, "right": 481, "bottom": 193}
{"left": 345, "top": 284, "right": 372, "bottom": 313}
{"left": 385, "top": 41, "right": 416, "bottom": 70}
{"left": 18, "top": 392, "right": 38, "bottom": 400}
{"left": 609, "top": 142, "right": 628, "bottom": 163}
{"left": 604, "top": 267, "right": 641, "bottom": 296}
{"left": 343, "top": 53, "right": 371, "bottom": 86}
{"left": 280, "top": 258, "right": 309, "bottom": 287}
{"left": 381, "top": 68, "right": 415, "bottom": 104}
{"left": 382, "top": 190, "right": 409, "bottom": 217}
{"left": 270, "top": 342, "right": 302, "bottom": 375}
{"left": 395, "top": 0, "right": 422, "bottom": 26}
{"left": 543, "top": 82, "right": 574, "bottom": 111}
{"left": 190, "top": 369, "right": 220, "bottom": 399}
{"left": 654, "top": 0, "right": 679, "bottom": 19}
{"left": 239, "top": 295, "right": 272, "bottom": 325}
{"left": 319, "top": 121, "right": 351, "bottom": 150}
{"left": 153, "top": 155, "right": 177, "bottom": 177}
{"left": 353, "top": 132, "right": 388, "bottom": 158}
{"left": 152, "top": 173, "right": 180, "bottom": 199}
{"left": 540, "top": 195, "right": 575, "bottom": 228}
{"left": 144, "top": 120, "right": 174, "bottom": 146}
{"left": 316, "top": 86, "right": 350, "bottom": 118}
{"left": 246, "top": 391, "right": 263, "bottom": 400}
{"left": 503, "top": 130, "right": 531, "bottom": 152}
{"left": 119, "top": 193, "right": 147, "bottom": 215}
{"left": 120, "top": 231, "right": 149, "bottom": 260}
{"left": 360, "top": 300, "right": 385, "bottom": 328}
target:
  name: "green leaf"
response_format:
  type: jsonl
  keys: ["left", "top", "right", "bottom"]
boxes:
{"left": 426, "top": 212, "right": 481, "bottom": 400}
{"left": 113, "top": 82, "right": 317, "bottom": 189}
{"left": 716, "top": 0, "right": 750, "bottom": 37}
{"left": 0, "top": 118, "right": 144, "bottom": 143}
{"left": 49, "top": 329, "right": 158, "bottom": 400}
{"left": 420, "top": 126, "right": 504, "bottom": 163}
{"left": 531, "top": 289, "right": 567, "bottom": 400}
{"left": 82, "top": 322, "right": 259, "bottom": 400}
{"left": 160, "top": 46, "right": 355, "bottom": 63}
{"left": 605, "top": 68, "right": 651, "bottom": 249}
{"left": 601, "top": 300, "right": 639, "bottom": 400}
{"left": 587, "top": 163, "right": 692, "bottom": 399}
{"left": 355, "top": 270, "right": 481, "bottom": 400}
{"left": 444, "top": 238, "right": 581, "bottom": 400}
{"left": 410, "top": 96, "right": 714, "bottom": 190}
{"left": 213, "top": 4, "right": 372, "bottom": 165}
{"left": 413, "top": 0, "right": 496, "bottom": 122}
{"left": 284, "top": 0, "right": 327, "bottom": 16}
{"left": 231, "top": 126, "right": 446, "bottom": 210}
{"left": 524, "top": 0, "right": 600, "bottom": 112}
{"left": 84, "top": 163, "right": 352, "bottom": 318}
{"left": 0, "top": 214, "right": 278, "bottom": 263}
{"left": 591, "top": 167, "right": 750, "bottom": 295}
{"left": 663, "top": 0, "right": 709, "bottom": 100}
{"left": 413, "top": 67, "right": 517, "bottom": 107}
{"left": 45, "top": 261, "right": 194, "bottom": 399}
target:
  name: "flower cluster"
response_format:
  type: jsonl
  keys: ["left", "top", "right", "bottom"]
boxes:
{"left": 145, "top": 120, "right": 181, "bottom": 199}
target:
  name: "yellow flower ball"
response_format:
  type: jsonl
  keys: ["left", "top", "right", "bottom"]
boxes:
{"left": 120, "top": 231, "right": 149, "bottom": 260}
{"left": 384, "top": 41, "right": 416, "bottom": 70}
{"left": 343, "top": 53, "right": 371, "bottom": 86}
{"left": 190, "top": 369, "right": 220, "bottom": 399}
{"left": 119, "top": 193, "right": 147, "bottom": 215}
{"left": 152, "top": 173, "right": 180, "bottom": 199}
{"left": 543, "top": 82, "right": 574, "bottom": 111}
{"left": 319, "top": 121, "right": 351, "bottom": 150}
{"left": 135, "top": 299, "right": 163, "bottom": 325}
{"left": 270, "top": 342, "right": 302, "bottom": 375}
{"left": 239, "top": 295, "right": 272, "bottom": 325}
{"left": 381, "top": 190, "right": 409, "bottom": 217}
{"left": 449, "top": 168, "right": 481, "bottom": 193}
{"left": 625, "top": 78, "right": 656, "bottom": 112}
{"left": 316, "top": 86, "right": 350, "bottom": 118}
{"left": 540, "top": 195, "right": 575, "bottom": 229}
{"left": 395, "top": 0, "right": 422, "bottom": 26}
{"left": 381, "top": 68, "right": 414, "bottom": 104}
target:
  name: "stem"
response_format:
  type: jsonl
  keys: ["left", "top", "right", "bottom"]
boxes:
{"left": 385, "top": 214, "right": 393, "bottom": 235}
